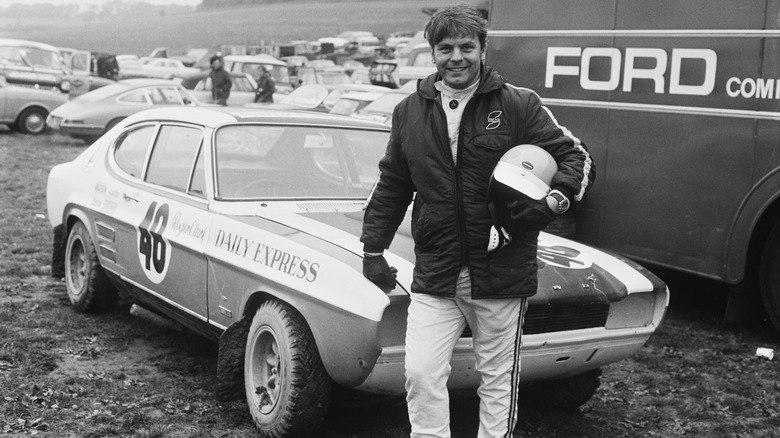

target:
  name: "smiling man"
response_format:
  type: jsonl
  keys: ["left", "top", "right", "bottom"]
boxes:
{"left": 360, "top": 4, "right": 594, "bottom": 437}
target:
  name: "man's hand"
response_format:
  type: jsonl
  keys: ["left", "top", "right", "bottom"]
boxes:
{"left": 507, "top": 198, "right": 557, "bottom": 232}
{"left": 363, "top": 255, "right": 398, "bottom": 292}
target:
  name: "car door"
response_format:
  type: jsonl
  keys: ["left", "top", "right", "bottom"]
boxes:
{"left": 107, "top": 122, "right": 212, "bottom": 332}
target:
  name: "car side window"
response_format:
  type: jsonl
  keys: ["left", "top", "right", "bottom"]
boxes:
{"left": 189, "top": 147, "right": 206, "bottom": 198}
{"left": 118, "top": 89, "right": 149, "bottom": 104}
{"left": 145, "top": 125, "right": 203, "bottom": 193}
{"left": 114, "top": 125, "right": 155, "bottom": 178}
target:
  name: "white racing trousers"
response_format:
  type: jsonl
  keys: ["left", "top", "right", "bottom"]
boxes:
{"left": 405, "top": 266, "right": 528, "bottom": 438}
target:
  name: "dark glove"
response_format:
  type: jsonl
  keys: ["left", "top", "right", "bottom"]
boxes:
{"left": 363, "top": 255, "right": 397, "bottom": 292}
{"left": 507, "top": 198, "right": 557, "bottom": 232}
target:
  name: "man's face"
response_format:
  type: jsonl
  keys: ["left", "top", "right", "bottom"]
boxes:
{"left": 432, "top": 34, "right": 483, "bottom": 89}
{"left": 212, "top": 59, "right": 222, "bottom": 69}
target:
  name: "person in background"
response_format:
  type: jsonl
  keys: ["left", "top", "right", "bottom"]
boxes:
{"left": 254, "top": 66, "right": 276, "bottom": 103}
{"left": 359, "top": 4, "right": 594, "bottom": 437}
{"left": 209, "top": 55, "right": 232, "bottom": 105}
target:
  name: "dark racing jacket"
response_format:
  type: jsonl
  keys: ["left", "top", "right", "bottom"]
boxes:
{"left": 361, "top": 65, "right": 594, "bottom": 299}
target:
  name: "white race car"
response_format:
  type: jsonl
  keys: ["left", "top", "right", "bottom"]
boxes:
{"left": 46, "top": 105, "right": 669, "bottom": 437}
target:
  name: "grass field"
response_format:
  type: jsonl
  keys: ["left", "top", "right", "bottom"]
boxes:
{"left": 0, "top": 0, "right": 467, "bottom": 57}
{"left": 2, "top": 129, "right": 780, "bottom": 437}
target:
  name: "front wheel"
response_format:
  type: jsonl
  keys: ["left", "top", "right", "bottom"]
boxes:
{"left": 244, "top": 300, "right": 332, "bottom": 437}
{"left": 65, "top": 221, "right": 118, "bottom": 312}
{"left": 760, "top": 220, "right": 780, "bottom": 330}
{"left": 16, "top": 107, "right": 48, "bottom": 135}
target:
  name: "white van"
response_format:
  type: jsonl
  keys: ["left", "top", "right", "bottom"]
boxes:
{"left": 0, "top": 39, "right": 70, "bottom": 93}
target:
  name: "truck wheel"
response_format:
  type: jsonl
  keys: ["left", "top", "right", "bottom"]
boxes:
{"left": 526, "top": 368, "right": 601, "bottom": 411}
{"left": 16, "top": 107, "right": 48, "bottom": 135}
{"left": 65, "top": 221, "right": 118, "bottom": 312}
{"left": 244, "top": 300, "right": 331, "bottom": 438}
{"left": 760, "top": 220, "right": 780, "bottom": 330}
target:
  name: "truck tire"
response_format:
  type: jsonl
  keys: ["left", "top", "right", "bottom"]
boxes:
{"left": 244, "top": 300, "right": 331, "bottom": 438}
{"left": 64, "top": 221, "right": 118, "bottom": 312}
{"left": 760, "top": 220, "right": 780, "bottom": 330}
{"left": 16, "top": 107, "right": 48, "bottom": 135}
{"left": 526, "top": 368, "right": 602, "bottom": 411}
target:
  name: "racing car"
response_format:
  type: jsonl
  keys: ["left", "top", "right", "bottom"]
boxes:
{"left": 46, "top": 106, "right": 668, "bottom": 437}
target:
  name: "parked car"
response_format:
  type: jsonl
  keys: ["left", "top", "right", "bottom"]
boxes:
{"left": 320, "top": 83, "right": 390, "bottom": 110}
{"left": 0, "top": 38, "right": 71, "bottom": 93}
{"left": 179, "top": 71, "right": 258, "bottom": 105}
{"left": 59, "top": 47, "right": 118, "bottom": 98}
{"left": 46, "top": 105, "right": 668, "bottom": 437}
{"left": 223, "top": 54, "right": 293, "bottom": 101}
{"left": 139, "top": 57, "right": 200, "bottom": 80}
{"left": 46, "top": 78, "right": 197, "bottom": 143}
{"left": 116, "top": 56, "right": 148, "bottom": 80}
{"left": 0, "top": 76, "right": 68, "bottom": 134}
{"left": 297, "top": 66, "right": 352, "bottom": 90}
{"left": 328, "top": 91, "right": 385, "bottom": 116}
{"left": 352, "top": 89, "right": 413, "bottom": 125}
{"left": 272, "top": 84, "right": 330, "bottom": 110}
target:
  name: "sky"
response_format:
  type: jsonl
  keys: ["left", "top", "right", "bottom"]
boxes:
{"left": 1, "top": 0, "right": 201, "bottom": 5}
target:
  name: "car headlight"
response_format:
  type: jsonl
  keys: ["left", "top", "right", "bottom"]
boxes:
{"left": 605, "top": 292, "right": 656, "bottom": 329}
{"left": 60, "top": 80, "right": 71, "bottom": 92}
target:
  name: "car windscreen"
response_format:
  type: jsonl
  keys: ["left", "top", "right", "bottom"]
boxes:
{"left": 214, "top": 124, "right": 389, "bottom": 200}
{"left": 0, "top": 45, "right": 65, "bottom": 71}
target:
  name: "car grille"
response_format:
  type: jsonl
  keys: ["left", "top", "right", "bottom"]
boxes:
{"left": 461, "top": 302, "right": 610, "bottom": 337}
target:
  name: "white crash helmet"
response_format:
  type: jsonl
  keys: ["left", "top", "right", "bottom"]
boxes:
{"left": 488, "top": 144, "right": 557, "bottom": 206}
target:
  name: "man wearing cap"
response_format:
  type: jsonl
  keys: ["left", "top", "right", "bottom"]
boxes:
{"left": 360, "top": 4, "right": 594, "bottom": 437}
{"left": 209, "top": 55, "right": 232, "bottom": 106}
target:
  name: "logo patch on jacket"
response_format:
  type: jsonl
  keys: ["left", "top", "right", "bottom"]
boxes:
{"left": 486, "top": 110, "right": 502, "bottom": 130}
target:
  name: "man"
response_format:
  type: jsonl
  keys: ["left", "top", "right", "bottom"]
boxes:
{"left": 254, "top": 66, "right": 276, "bottom": 103}
{"left": 360, "top": 4, "right": 594, "bottom": 438}
{"left": 209, "top": 55, "right": 232, "bottom": 106}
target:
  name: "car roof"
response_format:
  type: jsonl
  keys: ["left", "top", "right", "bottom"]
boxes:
{"left": 0, "top": 38, "right": 60, "bottom": 52}
{"left": 122, "top": 105, "right": 392, "bottom": 130}
{"left": 223, "top": 54, "right": 286, "bottom": 66}
{"left": 117, "top": 78, "right": 183, "bottom": 87}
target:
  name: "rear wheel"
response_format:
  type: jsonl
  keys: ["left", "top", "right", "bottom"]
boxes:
{"left": 760, "top": 220, "right": 780, "bottom": 330}
{"left": 16, "top": 107, "right": 48, "bottom": 135}
{"left": 244, "top": 300, "right": 331, "bottom": 437}
{"left": 65, "top": 221, "right": 118, "bottom": 312}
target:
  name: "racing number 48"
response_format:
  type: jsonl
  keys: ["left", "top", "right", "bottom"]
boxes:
{"left": 139, "top": 201, "right": 169, "bottom": 274}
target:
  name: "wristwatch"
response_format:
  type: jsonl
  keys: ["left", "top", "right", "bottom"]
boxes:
{"left": 548, "top": 190, "right": 570, "bottom": 214}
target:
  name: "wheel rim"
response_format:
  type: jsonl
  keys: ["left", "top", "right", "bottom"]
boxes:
{"left": 24, "top": 113, "right": 45, "bottom": 134}
{"left": 67, "top": 237, "right": 86, "bottom": 297}
{"left": 248, "top": 326, "right": 282, "bottom": 415}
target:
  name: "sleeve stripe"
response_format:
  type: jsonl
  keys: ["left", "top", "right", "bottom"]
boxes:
{"left": 541, "top": 105, "right": 593, "bottom": 202}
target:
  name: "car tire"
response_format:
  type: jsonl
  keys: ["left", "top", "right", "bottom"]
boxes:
{"left": 526, "top": 368, "right": 602, "bottom": 411}
{"left": 65, "top": 221, "right": 118, "bottom": 312}
{"left": 244, "top": 299, "right": 331, "bottom": 438}
{"left": 16, "top": 107, "right": 48, "bottom": 135}
{"left": 760, "top": 220, "right": 780, "bottom": 330}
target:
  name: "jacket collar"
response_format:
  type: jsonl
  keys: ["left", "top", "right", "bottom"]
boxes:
{"left": 417, "top": 64, "right": 507, "bottom": 100}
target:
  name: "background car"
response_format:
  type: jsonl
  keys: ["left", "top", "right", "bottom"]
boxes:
{"left": 46, "top": 105, "right": 668, "bottom": 438}
{"left": 296, "top": 65, "right": 352, "bottom": 90}
{"left": 328, "top": 91, "right": 385, "bottom": 116}
{"left": 351, "top": 89, "right": 412, "bottom": 125}
{"left": 0, "top": 76, "right": 68, "bottom": 134}
{"left": 179, "top": 71, "right": 258, "bottom": 105}
{"left": 139, "top": 57, "right": 200, "bottom": 79}
{"left": 223, "top": 54, "right": 293, "bottom": 101}
{"left": 320, "top": 82, "right": 390, "bottom": 110}
{"left": 46, "top": 78, "right": 197, "bottom": 143}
